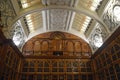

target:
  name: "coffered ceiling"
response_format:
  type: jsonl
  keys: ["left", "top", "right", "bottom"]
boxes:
{"left": 1, "top": 0, "right": 120, "bottom": 52}
{"left": 16, "top": 0, "right": 102, "bottom": 35}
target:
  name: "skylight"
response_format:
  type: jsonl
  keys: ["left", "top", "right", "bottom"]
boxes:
{"left": 80, "top": 0, "right": 102, "bottom": 32}
{"left": 18, "top": 0, "right": 43, "bottom": 33}
{"left": 81, "top": 16, "right": 91, "bottom": 32}
{"left": 18, "top": 0, "right": 103, "bottom": 34}
{"left": 25, "top": 14, "right": 35, "bottom": 32}
{"left": 90, "top": 0, "right": 102, "bottom": 11}
{"left": 20, "top": 0, "right": 40, "bottom": 9}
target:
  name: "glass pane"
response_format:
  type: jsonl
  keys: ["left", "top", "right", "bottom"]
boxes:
{"left": 114, "top": 44, "right": 120, "bottom": 51}
{"left": 44, "top": 68, "right": 49, "bottom": 72}
{"left": 81, "top": 68, "right": 86, "bottom": 72}
{"left": 23, "top": 62, "right": 29, "bottom": 67}
{"left": 80, "top": 62, "right": 85, "bottom": 67}
{"left": 111, "top": 47, "right": 115, "bottom": 54}
{"left": 73, "top": 62, "right": 78, "bottom": 67}
{"left": 109, "top": 67, "right": 114, "bottom": 75}
{"left": 44, "top": 62, "right": 49, "bottom": 67}
{"left": 52, "top": 68, "right": 57, "bottom": 72}
{"left": 81, "top": 75, "right": 86, "bottom": 80}
{"left": 59, "top": 61, "right": 64, "bottom": 67}
{"left": 74, "top": 74, "right": 79, "bottom": 80}
{"left": 38, "top": 68, "right": 42, "bottom": 72}
{"left": 52, "top": 75, "right": 58, "bottom": 80}
{"left": 87, "top": 68, "right": 91, "bottom": 72}
{"left": 38, "top": 62, "right": 43, "bottom": 67}
{"left": 105, "top": 69, "right": 110, "bottom": 77}
{"left": 67, "top": 68, "right": 72, "bottom": 72}
{"left": 58, "top": 68, "right": 64, "bottom": 72}
{"left": 59, "top": 75, "right": 64, "bottom": 80}
{"left": 53, "top": 62, "right": 57, "bottom": 67}
{"left": 111, "top": 75, "right": 116, "bottom": 80}
{"left": 117, "top": 73, "right": 120, "bottom": 79}
{"left": 67, "top": 75, "right": 72, "bottom": 80}
{"left": 28, "top": 75, "right": 33, "bottom": 80}
{"left": 112, "top": 55, "right": 117, "bottom": 61}
{"left": 115, "top": 64, "right": 120, "bottom": 72}
{"left": 66, "top": 62, "right": 71, "bottom": 67}
{"left": 22, "top": 68, "right": 28, "bottom": 72}
{"left": 44, "top": 75, "right": 49, "bottom": 80}
{"left": 29, "top": 68, "right": 34, "bottom": 72}
{"left": 37, "top": 75, "right": 42, "bottom": 80}
{"left": 73, "top": 68, "right": 78, "bottom": 72}
{"left": 30, "top": 62, "right": 34, "bottom": 67}
{"left": 21, "top": 75, "right": 27, "bottom": 80}
{"left": 88, "top": 75, "right": 93, "bottom": 80}
{"left": 117, "top": 51, "right": 120, "bottom": 58}
{"left": 100, "top": 54, "right": 105, "bottom": 60}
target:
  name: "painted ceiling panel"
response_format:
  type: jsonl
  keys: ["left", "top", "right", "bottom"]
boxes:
{"left": 25, "top": 12, "right": 43, "bottom": 32}
{"left": 9, "top": 0, "right": 109, "bottom": 52}
{"left": 17, "top": 0, "right": 102, "bottom": 33}
{"left": 2, "top": 0, "right": 120, "bottom": 52}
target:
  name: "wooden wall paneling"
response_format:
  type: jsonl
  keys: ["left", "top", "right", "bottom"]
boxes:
{"left": 20, "top": 58, "right": 94, "bottom": 80}
{"left": 41, "top": 40, "right": 49, "bottom": 54}
{"left": 92, "top": 26, "right": 120, "bottom": 80}
{"left": 22, "top": 32, "right": 92, "bottom": 58}
{"left": 33, "top": 40, "right": 41, "bottom": 55}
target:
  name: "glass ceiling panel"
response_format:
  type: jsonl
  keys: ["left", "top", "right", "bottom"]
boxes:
{"left": 25, "top": 12, "right": 43, "bottom": 32}
{"left": 74, "top": 0, "right": 102, "bottom": 33}
{"left": 90, "top": 0, "right": 102, "bottom": 11}
{"left": 19, "top": 0, "right": 41, "bottom": 8}
{"left": 72, "top": 14, "right": 86, "bottom": 31}
{"left": 78, "top": 0, "right": 102, "bottom": 11}
{"left": 17, "top": 0, "right": 43, "bottom": 33}
{"left": 18, "top": 0, "right": 102, "bottom": 33}
{"left": 81, "top": 16, "right": 91, "bottom": 32}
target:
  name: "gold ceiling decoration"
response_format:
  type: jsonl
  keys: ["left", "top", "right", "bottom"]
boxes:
{"left": 17, "top": 0, "right": 102, "bottom": 33}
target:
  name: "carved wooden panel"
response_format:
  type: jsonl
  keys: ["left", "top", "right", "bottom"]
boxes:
{"left": 23, "top": 31, "right": 92, "bottom": 58}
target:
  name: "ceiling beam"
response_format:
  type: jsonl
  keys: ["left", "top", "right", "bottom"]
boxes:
{"left": 11, "top": 5, "right": 110, "bottom": 34}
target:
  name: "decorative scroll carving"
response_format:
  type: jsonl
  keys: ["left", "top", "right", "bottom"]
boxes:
{"left": 50, "top": 31, "right": 66, "bottom": 39}
{"left": 103, "top": 0, "right": 120, "bottom": 32}
{"left": 0, "top": 0, "right": 16, "bottom": 27}
{"left": 12, "top": 21, "right": 25, "bottom": 50}
{"left": 89, "top": 24, "right": 104, "bottom": 51}
{"left": 23, "top": 32, "right": 92, "bottom": 57}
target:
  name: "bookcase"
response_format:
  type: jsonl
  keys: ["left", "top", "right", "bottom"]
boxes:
{"left": 93, "top": 35, "right": 120, "bottom": 80}
{"left": 0, "top": 43, "right": 22, "bottom": 80}
{"left": 0, "top": 28, "right": 120, "bottom": 80}
{"left": 20, "top": 58, "right": 94, "bottom": 80}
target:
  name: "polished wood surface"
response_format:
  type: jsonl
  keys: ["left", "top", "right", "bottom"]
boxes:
{"left": 23, "top": 31, "right": 92, "bottom": 58}
{"left": 0, "top": 27, "right": 120, "bottom": 80}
